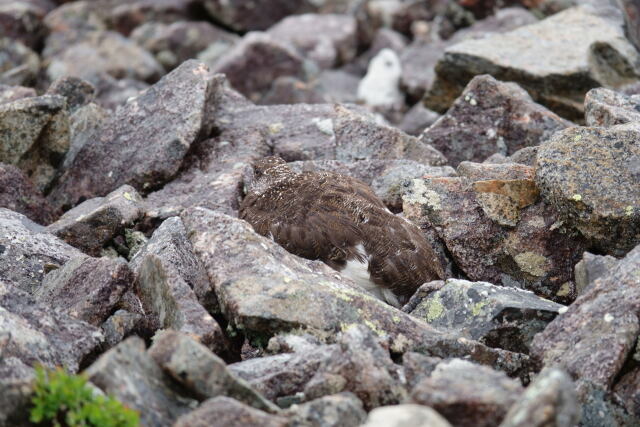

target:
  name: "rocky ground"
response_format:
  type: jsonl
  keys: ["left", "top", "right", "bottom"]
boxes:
{"left": 1, "top": 0, "right": 639, "bottom": 426}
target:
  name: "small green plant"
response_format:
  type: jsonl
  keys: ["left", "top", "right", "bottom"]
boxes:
{"left": 30, "top": 366, "right": 140, "bottom": 427}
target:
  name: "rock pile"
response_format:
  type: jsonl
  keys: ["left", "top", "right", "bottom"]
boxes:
{"left": 1, "top": 0, "right": 639, "bottom": 426}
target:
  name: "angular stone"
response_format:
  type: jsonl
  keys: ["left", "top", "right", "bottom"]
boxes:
{"left": 182, "top": 207, "right": 529, "bottom": 375}
{"left": 34, "top": 256, "right": 132, "bottom": 326}
{"left": 63, "top": 102, "right": 108, "bottom": 171}
{"left": 48, "top": 61, "right": 219, "bottom": 210}
{"left": 0, "top": 209, "right": 84, "bottom": 294}
{"left": 106, "top": 0, "right": 195, "bottom": 35}
{"left": 268, "top": 14, "right": 357, "bottom": 68}
{"left": 425, "top": 7, "right": 640, "bottom": 119}
{"left": 410, "top": 359, "right": 523, "bottom": 427}
{"left": 0, "top": 1, "right": 52, "bottom": 49}
{"left": 149, "top": 331, "right": 277, "bottom": 412}
{"left": 585, "top": 87, "right": 640, "bottom": 127}
{"left": 173, "top": 397, "right": 288, "bottom": 427}
{"left": 420, "top": 75, "right": 572, "bottom": 166}
{"left": 536, "top": 125, "right": 640, "bottom": 255}
{"left": 0, "top": 356, "right": 35, "bottom": 427}
{"left": 211, "top": 32, "right": 306, "bottom": 102}
{"left": 403, "top": 168, "right": 586, "bottom": 303}
{"left": 401, "top": 351, "right": 443, "bottom": 389}
{"left": 574, "top": 251, "right": 620, "bottom": 295}
{"left": 285, "top": 392, "right": 367, "bottom": 427}
{"left": 47, "top": 185, "right": 143, "bottom": 256}
{"left": 46, "top": 76, "right": 96, "bottom": 112}
{"left": 131, "top": 21, "right": 238, "bottom": 71}
{"left": 613, "top": 367, "right": 640, "bottom": 418}
{"left": 530, "top": 245, "right": 640, "bottom": 390}
{"left": 45, "top": 31, "right": 164, "bottom": 83}
{"left": 0, "top": 163, "right": 57, "bottom": 225}
{"left": 500, "top": 368, "right": 580, "bottom": 427}
{"left": 407, "top": 279, "right": 562, "bottom": 354}
{"left": 0, "top": 280, "right": 104, "bottom": 373}
{"left": 202, "top": 0, "right": 315, "bottom": 32}
{"left": 0, "top": 84, "right": 35, "bottom": 104}
{"left": 398, "top": 103, "right": 440, "bottom": 136}
{"left": 0, "top": 94, "right": 70, "bottom": 192}
{"left": 0, "top": 38, "right": 39, "bottom": 86}
{"left": 101, "top": 309, "right": 143, "bottom": 348}
{"left": 85, "top": 337, "right": 195, "bottom": 427}
{"left": 362, "top": 404, "right": 452, "bottom": 427}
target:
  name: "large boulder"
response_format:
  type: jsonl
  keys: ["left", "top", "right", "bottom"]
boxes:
{"left": 0, "top": 163, "right": 57, "bottom": 225}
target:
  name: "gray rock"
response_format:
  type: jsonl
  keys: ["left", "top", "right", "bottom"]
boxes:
{"left": 362, "top": 404, "right": 452, "bottom": 427}
{"left": 613, "top": 366, "right": 640, "bottom": 418}
{"left": 401, "top": 351, "right": 443, "bottom": 389}
{"left": 585, "top": 87, "right": 640, "bottom": 127}
{"left": 0, "top": 84, "right": 35, "bottom": 104}
{"left": 620, "top": 0, "right": 640, "bottom": 53}
{"left": 0, "top": 94, "right": 70, "bottom": 192}
{"left": 149, "top": 331, "right": 277, "bottom": 412}
{"left": 0, "top": 1, "right": 52, "bottom": 49}
{"left": 47, "top": 185, "right": 143, "bottom": 256}
{"left": 34, "top": 256, "right": 132, "bottom": 326}
{"left": 88, "top": 73, "right": 150, "bottom": 111}
{"left": 268, "top": 14, "right": 357, "bottom": 69}
{"left": 63, "top": 102, "right": 108, "bottom": 171}
{"left": 578, "top": 380, "right": 639, "bottom": 427}
{"left": 101, "top": 309, "right": 143, "bottom": 348}
{"left": 173, "top": 396, "right": 288, "bottom": 427}
{"left": 425, "top": 6, "right": 640, "bottom": 120}
{"left": 46, "top": 76, "right": 96, "bottom": 113}
{"left": 201, "top": 0, "right": 315, "bottom": 32}
{"left": 398, "top": 103, "right": 441, "bottom": 136}
{"left": 212, "top": 32, "right": 306, "bottom": 102}
{"left": 535, "top": 124, "right": 640, "bottom": 255}
{"left": 0, "top": 280, "right": 104, "bottom": 372}
{"left": 0, "top": 38, "right": 39, "bottom": 86}
{"left": 285, "top": 392, "right": 367, "bottom": 427}
{"left": 420, "top": 75, "right": 572, "bottom": 166}
{"left": 530, "top": 244, "right": 640, "bottom": 390}
{"left": 410, "top": 359, "right": 524, "bottom": 427}
{"left": 407, "top": 279, "right": 563, "bottom": 354}
{"left": 0, "top": 163, "right": 57, "bottom": 225}
{"left": 0, "top": 356, "right": 35, "bottom": 427}
{"left": 48, "top": 60, "right": 219, "bottom": 210}
{"left": 574, "top": 251, "right": 620, "bottom": 295}
{"left": 0, "top": 209, "right": 84, "bottom": 294}
{"left": 105, "top": 0, "right": 196, "bottom": 35}
{"left": 403, "top": 165, "right": 587, "bottom": 303}
{"left": 85, "top": 336, "right": 196, "bottom": 427}
{"left": 500, "top": 368, "right": 580, "bottom": 427}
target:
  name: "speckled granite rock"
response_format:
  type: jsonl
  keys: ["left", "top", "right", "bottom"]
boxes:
{"left": 285, "top": 392, "right": 366, "bottom": 427}
{"left": 535, "top": 124, "right": 640, "bottom": 256}
{"left": 585, "top": 87, "right": 640, "bottom": 127}
{"left": 0, "top": 38, "right": 39, "bottom": 86}
{"left": 0, "top": 163, "right": 57, "bottom": 225}
{"left": 173, "top": 396, "right": 288, "bottom": 427}
{"left": 0, "top": 84, "right": 35, "bottom": 104}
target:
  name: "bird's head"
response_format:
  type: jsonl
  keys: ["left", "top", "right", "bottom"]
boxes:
{"left": 244, "top": 156, "right": 292, "bottom": 195}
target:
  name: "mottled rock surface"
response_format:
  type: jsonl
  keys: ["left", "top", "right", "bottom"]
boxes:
{"left": 585, "top": 87, "right": 640, "bottom": 127}
{"left": 285, "top": 392, "right": 367, "bottom": 427}
{"left": 173, "top": 396, "right": 288, "bottom": 427}
{"left": 0, "top": 163, "right": 56, "bottom": 224}
{"left": 0, "top": 38, "right": 39, "bottom": 86}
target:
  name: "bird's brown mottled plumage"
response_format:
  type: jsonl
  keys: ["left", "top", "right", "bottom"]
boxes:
{"left": 239, "top": 156, "right": 443, "bottom": 305}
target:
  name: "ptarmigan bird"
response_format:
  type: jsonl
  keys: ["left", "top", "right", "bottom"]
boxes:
{"left": 239, "top": 156, "right": 444, "bottom": 307}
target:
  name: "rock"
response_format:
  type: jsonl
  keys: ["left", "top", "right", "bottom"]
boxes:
{"left": 201, "top": 0, "right": 315, "bottom": 32}
{"left": 574, "top": 251, "right": 620, "bottom": 295}
{"left": 0, "top": 163, "right": 56, "bottom": 225}
{"left": 285, "top": 392, "right": 367, "bottom": 427}
{"left": 585, "top": 87, "right": 640, "bottom": 127}
{"left": 403, "top": 165, "right": 587, "bottom": 303}
{"left": 0, "top": 0, "right": 52, "bottom": 49}
{"left": 398, "top": 103, "right": 440, "bottom": 136}
{"left": 88, "top": 73, "right": 150, "bottom": 111}
{"left": 579, "top": 380, "right": 639, "bottom": 426}
{"left": 613, "top": 366, "right": 640, "bottom": 418}
{"left": 45, "top": 30, "right": 164, "bottom": 83}
{"left": 85, "top": 336, "right": 196, "bottom": 427}
{"left": 420, "top": 75, "right": 572, "bottom": 166}
{"left": 399, "top": 39, "right": 448, "bottom": 103}
{"left": 46, "top": 185, "right": 143, "bottom": 256}
{"left": 0, "top": 38, "right": 39, "bottom": 86}
{"left": 173, "top": 396, "right": 288, "bottom": 427}
{"left": 131, "top": 21, "right": 238, "bottom": 71}
{"left": 48, "top": 60, "right": 219, "bottom": 210}
{"left": 211, "top": 32, "right": 306, "bottom": 102}
{"left": 149, "top": 331, "right": 277, "bottom": 412}
{"left": 0, "top": 209, "right": 84, "bottom": 294}
{"left": 362, "top": 404, "right": 452, "bottom": 427}
{"left": 407, "top": 279, "right": 563, "bottom": 354}
{"left": 357, "top": 49, "right": 404, "bottom": 111}
{"left": 530, "top": 244, "right": 640, "bottom": 390}
{"left": 410, "top": 359, "right": 523, "bottom": 427}
{"left": 500, "top": 368, "right": 580, "bottom": 427}
{"left": 449, "top": 7, "right": 539, "bottom": 43}
{"left": 260, "top": 76, "right": 330, "bottom": 105}
{"left": 106, "top": 0, "right": 196, "bottom": 35}
{"left": 63, "top": 102, "right": 108, "bottom": 171}
{"left": 347, "top": 27, "right": 407, "bottom": 76}
{"left": 101, "top": 309, "right": 143, "bottom": 348}
{"left": 268, "top": 14, "right": 357, "bottom": 69}
{"left": 401, "top": 351, "right": 443, "bottom": 389}
{"left": 535, "top": 124, "right": 640, "bottom": 255}
{"left": 0, "top": 356, "right": 36, "bottom": 427}
{"left": 0, "top": 279, "right": 104, "bottom": 372}
{"left": 0, "top": 84, "right": 35, "bottom": 104}
{"left": 284, "top": 159, "right": 455, "bottom": 212}
{"left": 425, "top": 6, "right": 640, "bottom": 120}
{"left": 34, "top": 256, "right": 132, "bottom": 326}
{"left": 183, "top": 207, "right": 529, "bottom": 374}
{"left": 620, "top": 0, "right": 640, "bottom": 53}
{"left": 0, "top": 94, "right": 70, "bottom": 192}
{"left": 46, "top": 76, "right": 96, "bottom": 112}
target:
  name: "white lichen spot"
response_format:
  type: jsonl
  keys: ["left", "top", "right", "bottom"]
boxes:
{"left": 406, "top": 179, "right": 441, "bottom": 211}
{"left": 604, "top": 313, "right": 614, "bottom": 323}
{"left": 558, "top": 306, "right": 568, "bottom": 314}
{"left": 514, "top": 252, "right": 549, "bottom": 277}
{"left": 312, "top": 117, "right": 334, "bottom": 136}
{"left": 625, "top": 206, "right": 634, "bottom": 216}
{"left": 269, "top": 123, "right": 283, "bottom": 134}
{"left": 571, "top": 194, "right": 582, "bottom": 202}
{"left": 123, "top": 192, "right": 133, "bottom": 201}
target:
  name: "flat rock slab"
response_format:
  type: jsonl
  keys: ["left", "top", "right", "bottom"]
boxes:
{"left": 536, "top": 124, "right": 640, "bottom": 256}
{"left": 0, "top": 208, "right": 84, "bottom": 294}
{"left": 530, "top": 244, "right": 640, "bottom": 390}
{"left": 425, "top": 6, "right": 640, "bottom": 119}
{"left": 0, "top": 280, "right": 103, "bottom": 373}
{"left": 407, "top": 279, "right": 563, "bottom": 354}
{"left": 181, "top": 207, "right": 529, "bottom": 376}
{"left": 46, "top": 185, "right": 143, "bottom": 256}
{"left": 420, "top": 75, "right": 572, "bottom": 166}
{"left": 48, "top": 60, "right": 219, "bottom": 210}
{"left": 0, "top": 163, "right": 57, "bottom": 225}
